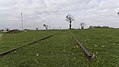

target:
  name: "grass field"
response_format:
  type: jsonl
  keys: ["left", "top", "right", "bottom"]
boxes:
{"left": 0, "top": 28, "right": 119, "bottom": 67}
{"left": 0, "top": 34, "right": 2, "bottom": 41}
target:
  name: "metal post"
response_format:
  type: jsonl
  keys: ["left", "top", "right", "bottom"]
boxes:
{"left": 21, "top": 12, "right": 24, "bottom": 30}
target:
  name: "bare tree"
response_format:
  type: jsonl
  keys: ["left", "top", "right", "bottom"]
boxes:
{"left": 80, "top": 23, "right": 85, "bottom": 29}
{"left": 65, "top": 14, "right": 74, "bottom": 29}
{"left": 43, "top": 24, "right": 48, "bottom": 30}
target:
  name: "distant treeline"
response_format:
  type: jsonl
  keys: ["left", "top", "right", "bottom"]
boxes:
{"left": 89, "top": 26, "right": 110, "bottom": 29}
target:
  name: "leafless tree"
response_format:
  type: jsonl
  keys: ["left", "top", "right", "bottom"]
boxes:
{"left": 65, "top": 14, "right": 74, "bottom": 29}
{"left": 80, "top": 23, "right": 85, "bottom": 29}
{"left": 43, "top": 24, "right": 48, "bottom": 30}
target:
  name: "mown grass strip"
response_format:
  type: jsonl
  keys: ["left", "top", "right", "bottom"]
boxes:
{"left": 70, "top": 32, "right": 94, "bottom": 59}
{"left": 0, "top": 34, "right": 54, "bottom": 57}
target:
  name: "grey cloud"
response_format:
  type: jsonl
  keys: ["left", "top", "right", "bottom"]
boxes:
{"left": 0, "top": 0, "right": 119, "bottom": 29}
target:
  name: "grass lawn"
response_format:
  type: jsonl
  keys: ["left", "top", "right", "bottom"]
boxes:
{"left": 0, "top": 28, "right": 119, "bottom": 67}
{"left": 0, "top": 30, "right": 55, "bottom": 53}
{"left": 0, "top": 34, "right": 2, "bottom": 41}
{"left": 71, "top": 28, "right": 119, "bottom": 67}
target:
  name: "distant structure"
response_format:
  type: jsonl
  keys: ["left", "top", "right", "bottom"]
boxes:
{"left": 2, "top": 28, "right": 20, "bottom": 33}
{"left": 3, "top": 28, "right": 10, "bottom": 32}
{"left": 7, "top": 29, "right": 20, "bottom": 33}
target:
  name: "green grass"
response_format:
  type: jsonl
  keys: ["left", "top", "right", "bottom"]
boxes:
{"left": 71, "top": 28, "right": 119, "bottom": 67}
{"left": 0, "top": 30, "right": 55, "bottom": 53}
{"left": 0, "top": 28, "right": 119, "bottom": 67}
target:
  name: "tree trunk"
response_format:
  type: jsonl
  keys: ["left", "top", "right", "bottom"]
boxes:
{"left": 81, "top": 26, "right": 84, "bottom": 29}
{"left": 46, "top": 27, "right": 48, "bottom": 30}
{"left": 69, "top": 21, "right": 72, "bottom": 29}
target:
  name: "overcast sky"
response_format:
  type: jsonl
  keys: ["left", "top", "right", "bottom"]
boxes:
{"left": 0, "top": 0, "right": 119, "bottom": 30}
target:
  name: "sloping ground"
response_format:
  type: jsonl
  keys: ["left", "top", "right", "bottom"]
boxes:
{"left": 0, "top": 29, "right": 119, "bottom": 67}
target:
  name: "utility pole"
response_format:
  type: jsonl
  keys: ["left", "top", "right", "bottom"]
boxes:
{"left": 21, "top": 12, "right": 24, "bottom": 30}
